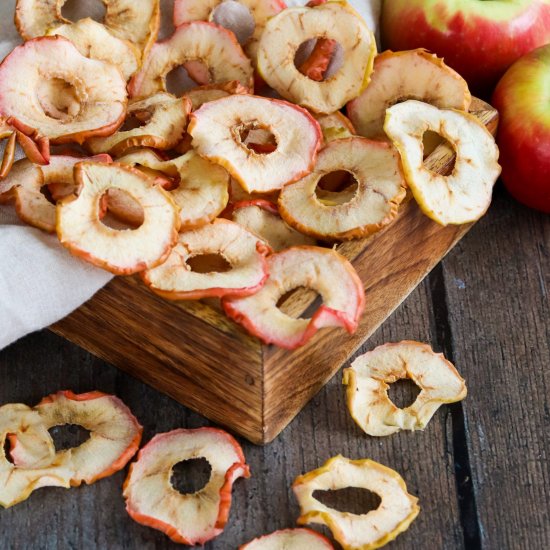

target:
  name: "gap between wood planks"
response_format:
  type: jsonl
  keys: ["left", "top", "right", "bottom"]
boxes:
{"left": 429, "top": 263, "right": 482, "bottom": 549}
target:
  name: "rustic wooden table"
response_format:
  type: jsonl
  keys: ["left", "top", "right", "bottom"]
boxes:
{"left": 0, "top": 188, "right": 548, "bottom": 550}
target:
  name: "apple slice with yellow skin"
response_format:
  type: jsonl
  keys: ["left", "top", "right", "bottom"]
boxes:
{"left": 240, "top": 528, "right": 334, "bottom": 549}
{"left": 123, "top": 427, "right": 250, "bottom": 546}
{"left": 87, "top": 94, "right": 191, "bottom": 156}
{"left": 347, "top": 49, "right": 472, "bottom": 140}
{"left": 293, "top": 455, "right": 419, "bottom": 550}
{"left": 189, "top": 94, "right": 321, "bottom": 193}
{"left": 279, "top": 137, "right": 407, "bottom": 241}
{"left": 57, "top": 161, "right": 180, "bottom": 275}
{"left": 257, "top": 2, "right": 376, "bottom": 114}
{"left": 129, "top": 22, "right": 253, "bottom": 100}
{"left": 142, "top": 219, "right": 269, "bottom": 300}
{"left": 343, "top": 341, "right": 467, "bottom": 437}
{"left": 223, "top": 246, "right": 365, "bottom": 349}
{"left": 384, "top": 100, "right": 501, "bottom": 226}
{"left": 0, "top": 37, "right": 127, "bottom": 145}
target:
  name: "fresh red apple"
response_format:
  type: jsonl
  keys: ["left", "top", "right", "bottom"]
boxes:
{"left": 492, "top": 44, "right": 550, "bottom": 213}
{"left": 381, "top": 0, "right": 550, "bottom": 95}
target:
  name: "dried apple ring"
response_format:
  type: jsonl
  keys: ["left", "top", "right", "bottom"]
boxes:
{"left": 223, "top": 246, "right": 365, "bottom": 349}
{"left": 143, "top": 219, "right": 269, "bottom": 300}
{"left": 231, "top": 200, "right": 316, "bottom": 252}
{"left": 0, "top": 37, "right": 127, "bottom": 144}
{"left": 184, "top": 81, "right": 251, "bottom": 111}
{"left": 57, "top": 161, "right": 179, "bottom": 275}
{"left": 189, "top": 94, "right": 321, "bottom": 193}
{"left": 293, "top": 455, "right": 419, "bottom": 550}
{"left": 240, "top": 528, "right": 334, "bottom": 549}
{"left": 384, "top": 100, "right": 501, "bottom": 225}
{"left": 314, "top": 111, "right": 356, "bottom": 144}
{"left": 87, "top": 94, "right": 191, "bottom": 156}
{"left": 129, "top": 22, "right": 253, "bottom": 99}
{"left": 257, "top": 2, "right": 376, "bottom": 113}
{"left": 279, "top": 138, "right": 406, "bottom": 240}
{"left": 343, "top": 341, "right": 467, "bottom": 437}
{"left": 123, "top": 427, "right": 250, "bottom": 545}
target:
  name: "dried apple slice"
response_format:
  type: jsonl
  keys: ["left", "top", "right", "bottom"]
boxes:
{"left": 142, "top": 219, "right": 269, "bottom": 300}
{"left": 279, "top": 138, "right": 406, "bottom": 240}
{"left": 223, "top": 246, "right": 364, "bottom": 349}
{"left": 6, "top": 117, "right": 50, "bottom": 166}
{"left": 123, "top": 427, "right": 250, "bottom": 545}
{"left": 347, "top": 49, "right": 472, "bottom": 140}
{"left": 189, "top": 94, "right": 321, "bottom": 193}
{"left": 87, "top": 94, "right": 191, "bottom": 156}
{"left": 231, "top": 200, "right": 316, "bottom": 252}
{"left": 0, "top": 122, "right": 17, "bottom": 180}
{"left": 257, "top": 2, "right": 376, "bottom": 113}
{"left": 240, "top": 528, "right": 334, "bottom": 549}
{"left": 129, "top": 22, "right": 253, "bottom": 99}
{"left": 57, "top": 161, "right": 179, "bottom": 275}
{"left": 48, "top": 19, "right": 141, "bottom": 81}
{"left": 314, "top": 111, "right": 356, "bottom": 143}
{"left": 184, "top": 81, "right": 250, "bottom": 111}
{"left": 384, "top": 100, "right": 501, "bottom": 225}
{"left": 293, "top": 455, "right": 419, "bottom": 550}
{"left": 0, "top": 37, "right": 127, "bottom": 144}
{"left": 343, "top": 341, "right": 467, "bottom": 437}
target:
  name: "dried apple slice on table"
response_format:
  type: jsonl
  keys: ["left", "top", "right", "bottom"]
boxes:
{"left": 279, "top": 137, "right": 406, "bottom": 240}
{"left": 384, "top": 100, "right": 501, "bottom": 225}
{"left": 347, "top": 49, "right": 472, "bottom": 140}
{"left": 293, "top": 456, "right": 419, "bottom": 550}
{"left": 123, "top": 427, "right": 250, "bottom": 545}
{"left": 343, "top": 341, "right": 467, "bottom": 437}
{"left": 57, "top": 161, "right": 179, "bottom": 275}
{"left": 223, "top": 246, "right": 365, "bottom": 349}
{"left": 188, "top": 94, "right": 321, "bottom": 193}
{"left": 241, "top": 528, "right": 334, "bottom": 549}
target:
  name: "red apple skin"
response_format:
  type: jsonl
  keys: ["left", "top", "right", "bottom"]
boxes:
{"left": 492, "top": 44, "right": 550, "bottom": 214}
{"left": 382, "top": 0, "right": 550, "bottom": 96}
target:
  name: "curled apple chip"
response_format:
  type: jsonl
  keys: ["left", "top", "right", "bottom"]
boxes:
{"left": 0, "top": 37, "right": 127, "bottom": 144}
{"left": 143, "top": 219, "right": 269, "bottom": 300}
{"left": 48, "top": 19, "right": 140, "bottom": 81}
{"left": 347, "top": 49, "right": 472, "bottom": 140}
{"left": 384, "top": 100, "right": 501, "bottom": 225}
{"left": 257, "top": 2, "right": 376, "bottom": 113}
{"left": 279, "top": 138, "right": 406, "bottom": 240}
{"left": 240, "top": 528, "right": 334, "bottom": 549}
{"left": 57, "top": 161, "right": 179, "bottom": 275}
{"left": 293, "top": 455, "right": 419, "bottom": 550}
{"left": 4, "top": 117, "right": 50, "bottom": 167}
{"left": 189, "top": 94, "right": 321, "bottom": 193}
{"left": 223, "top": 246, "right": 364, "bottom": 349}
{"left": 314, "top": 111, "right": 356, "bottom": 143}
{"left": 129, "top": 22, "right": 253, "bottom": 99}
{"left": 87, "top": 94, "right": 191, "bottom": 156}
{"left": 117, "top": 148, "right": 230, "bottom": 230}
{"left": 184, "top": 81, "right": 251, "bottom": 111}
{"left": 343, "top": 341, "right": 467, "bottom": 437}
{"left": 123, "top": 427, "right": 250, "bottom": 545}
{"left": 231, "top": 200, "right": 316, "bottom": 252}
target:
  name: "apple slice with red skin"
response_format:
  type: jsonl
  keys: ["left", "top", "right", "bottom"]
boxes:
{"left": 6, "top": 117, "right": 50, "bottom": 166}
{"left": 123, "top": 427, "right": 250, "bottom": 546}
{"left": 223, "top": 246, "right": 365, "bottom": 350}
{"left": 240, "top": 528, "right": 334, "bottom": 549}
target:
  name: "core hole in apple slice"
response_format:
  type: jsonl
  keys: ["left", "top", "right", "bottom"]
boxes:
{"left": 276, "top": 287, "right": 322, "bottom": 320}
{"left": 170, "top": 457, "right": 212, "bottom": 495}
{"left": 210, "top": 1, "right": 256, "bottom": 46}
{"left": 3, "top": 437, "right": 14, "bottom": 465}
{"left": 99, "top": 189, "right": 145, "bottom": 230}
{"left": 61, "top": 0, "right": 106, "bottom": 22}
{"left": 40, "top": 183, "right": 57, "bottom": 206}
{"left": 238, "top": 125, "right": 278, "bottom": 155}
{"left": 294, "top": 38, "right": 344, "bottom": 82}
{"left": 120, "top": 115, "right": 150, "bottom": 132}
{"left": 313, "top": 487, "right": 382, "bottom": 515}
{"left": 166, "top": 63, "right": 211, "bottom": 96}
{"left": 315, "top": 171, "right": 359, "bottom": 206}
{"left": 387, "top": 378, "right": 422, "bottom": 409}
{"left": 187, "top": 254, "right": 233, "bottom": 274}
{"left": 36, "top": 77, "right": 81, "bottom": 121}
{"left": 421, "top": 131, "right": 457, "bottom": 174}
{"left": 48, "top": 424, "right": 91, "bottom": 452}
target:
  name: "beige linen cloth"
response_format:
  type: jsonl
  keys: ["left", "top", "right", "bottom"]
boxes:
{"left": 0, "top": 0, "right": 380, "bottom": 350}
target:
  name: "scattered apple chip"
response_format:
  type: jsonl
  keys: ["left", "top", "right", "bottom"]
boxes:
{"left": 343, "top": 341, "right": 467, "bottom": 437}
{"left": 87, "top": 94, "right": 191, "bottom": 156}
{"left": 257, "top": 2, "right": 376, "bottom": 113}
{"left": 123, "top": 427, "right": 250, "bottom": 545}
{"left": 384, "top": 100, "right": 501, "bottom": 225}
{"left": 5, "top": 117, "right": 50, "bottom": 167}
{"left": 223, "top": 246, "right": 365, "bottom": 349}
{"left": 293, "top": 455, "right": 419, "bottom": 550}
{"left": 189, "top": 94, "right": 321, "bottom": 193}
{"left": 231, "top": 200, "right": 316, "bottom": 252}
{"left": 129, "top": 22, "right": 253, "bottom": 99}
{"left": 314, "top": 111, "right": 356, "bottom": 143}
{"left": 279, "top": 137, "right": 406, "bottom": 240}
{"left": 143, "top": 219, "right": 269, "bottom": 300}
{"left": 240, "top": 528, "right": 334, "bottom": 549}
{"left": 57, "top": 161, "right": 179, "bottom": 275}
{"left": 0, "top": 37, "right": 127, "bottom": 144}
{"left": 184, "top": 81, "right": 250, "bottom": 111}
{"left": 347, "top": 49, "right": 472, "bottom": 140}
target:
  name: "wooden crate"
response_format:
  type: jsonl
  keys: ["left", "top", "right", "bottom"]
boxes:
{"left": 51, "top": 98, "right": 498, "bottom": 445}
